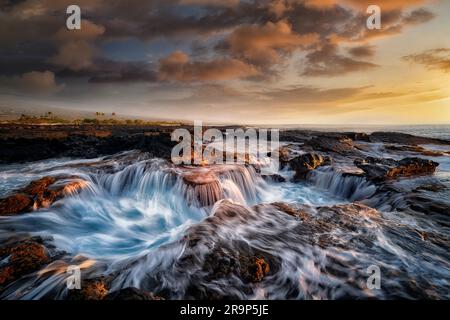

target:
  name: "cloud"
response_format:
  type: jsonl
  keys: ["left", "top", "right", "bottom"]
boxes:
{"left": 1, "top": 70, "right": 64, "bottom": 94}
{"left": 48, "top": 41, "right": 97, "bottom": 71}
{"left": 0, "top": 0, "right": 437, "bottom": 84}
{"left": 403, "top": 48, "right": 450, "bottom": 73}
{"left": 262, "top": 85, "right": 365, "bottom": 104}
{"left": 302, "top": 43, "right": 378, "bottom": 76}
{"left": 87, "top": 60, "right": 158, "bottom": 83}
{"left": 305, "top": 0, "right": 428, "bottom": 10}
{"left": 222, "top": 20, "right": 319, "bottom": 67}
{"left": 402, "top": 8, "right": 435, "bottom": 25}
{"left": 53, "top": 20, "right": 105, "bottom": 42}
{"left": 49, "top": 20, "right": 105, "bottom": 71}
{"left": 347, "top": 45, "right": 376, "bottom": 58}
{"left": 158, "top": 51, "right": 259, "bottom": 81}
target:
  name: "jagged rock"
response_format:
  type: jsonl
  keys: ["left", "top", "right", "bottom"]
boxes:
{"left": 0, "top": 176, "right": 87, "bottom": 215}
{"left": 384, "top": 144, "right": 445, "bottom": 157}
{"left": 414, "top": 184, "right": 447, "bottom": 192}
{"left": 343, "top": 132, "right": 371, "bottom": 142}
{"left": 355, "top": 157, "right": 439, "bottom": 181}
{"left": 67, "top": 278, "right": 110, "bottom": 300}
{"left": 0, "top": 194, "right": 34, "bottom": 215}
{"left": 370, "top": 132, "right": 450, "bottom": 146}
{"left": 0, "top": 240, "right": 50, "bottom": 289}
{"left": 183, "top": 244, "right": 275, "bottom": 299}
{"left": 0, "top": 125, "right": 176, "bottom": 164}
{"left": 272, "top": 202, "right": 310, "bottom": 220}
{"left": 104, "top": 287, "right": 164, "bottom": 300}
{"left": 288, "top": 153, "right": 328, "bottom": 180}
{"left": 262, "top": 174, "right": 286, "bottom": 183}
{"left": 279, "top": 147, "right": 291, "bottom": 163}
{"left": 305, "top": 136, "right": 360, "bottom": 156}
{"left": 182, "top": 170, "right": 224, "bottom": 207}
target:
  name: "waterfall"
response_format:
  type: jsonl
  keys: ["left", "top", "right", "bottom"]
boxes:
{"left": 308, "top": 167, "right": 376, "bottom": 201}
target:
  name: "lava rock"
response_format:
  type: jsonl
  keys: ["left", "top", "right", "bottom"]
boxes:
{"left": 0, "top": 176, "right": 86, "bottom": 216}
{"left": 370, "top": 132, "right": 450, "bottom": 146}
{"left": 355, "top": 157, "right": 439, "bottom": 181}
{"left": 0, "top": 240, "right": 50, "bottom": 289}
{"left": 262, "top": 174, "right": 286, "bottom": 183}
{"left": 288, "top": 153, "right": 328, "bottom": 180}
{"left": 305, "top": 136, "right": 360, "bottom": 156}
{"left": 67, "top": 278, "right": 110, "bottom": 300}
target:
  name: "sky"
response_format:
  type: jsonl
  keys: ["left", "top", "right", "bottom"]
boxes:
{"left": 0, "top": 0, "right": 449, "bottom": 125}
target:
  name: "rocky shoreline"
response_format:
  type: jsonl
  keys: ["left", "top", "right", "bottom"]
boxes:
{"left": 0, "top": 125, "right": 449, "bottom": 299}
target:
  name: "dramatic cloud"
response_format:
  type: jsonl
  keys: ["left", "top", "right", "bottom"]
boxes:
{"left": 49, "top": 20, "right": 105, "bottom": 71}
{"left": 0, "top": 0, "right": 445, "bottom": 124}
{"left": 403, "top": 48, "right": 450, "bottom": 73}
{"left": 222, "top": 20, "right": 318, "bottom": 67}
{"left": 158, "top": 51, "right": 259, "bottom": 81}
{"left": 302, "top": 43, "right": 378, "bottom": 76}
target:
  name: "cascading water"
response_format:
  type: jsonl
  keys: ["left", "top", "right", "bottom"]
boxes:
{"left": 308, "top": 167, "right": 377, "bottom": 201}
{"left": 0, "top": 148, "right": 449, "bottom": 300}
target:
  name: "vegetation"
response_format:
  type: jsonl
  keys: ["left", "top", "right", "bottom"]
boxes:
{"left": 4, "top": 112, "right": 182, "bottom": 127}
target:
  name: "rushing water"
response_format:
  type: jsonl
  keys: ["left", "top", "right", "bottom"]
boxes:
{"left": 0, "top": 141, "right": 449, "bottom": 299}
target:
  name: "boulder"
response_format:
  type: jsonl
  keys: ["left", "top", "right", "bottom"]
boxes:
{"left": 355, "top": 157, "right": 439, "bottom": 181}
{"left": 261, "top": 174, "right": 286, "bottom": 183}
{"left": 305, "top": 136, "right": 360, "bottom": 156}
{"left": 0, "top": 240, "right": 50, "bottom": 289}
{"left": 288, "top": 153, "right": 329, "bottom": 180}
{"left": 0, "top": 176, "right": 86, "bottom": 216}
{"left": 370, "top": 132, "right": 450, "bottom": 146}
{"left": 384, "top": 144, "right": 445, "bottom": 157}
{"left": 67, "top": 278, "right": 110, "bottom": 300}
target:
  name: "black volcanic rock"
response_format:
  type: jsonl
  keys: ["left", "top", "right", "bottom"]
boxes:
{"left": 288, "top": 153, "right": 329, "bottom": 180}
{"left": 305, "top": 136, "right": 361, "bottom": 156}
{"left": 0, "top": 176, "right": 86, "bottom": 216}
{"left": 355, "top": 157, "right": 439, "bottom": 181}
{"left": 0, "top": 240, "right": 50, "bottom": 290}
{"left": 0, "top": 127, "right": 176, "bottom": 164}
{"left": 370, "top": 132, "right": 450, "bottom": 145}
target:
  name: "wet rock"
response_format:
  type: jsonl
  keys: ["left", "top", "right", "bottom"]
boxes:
{"left": 67, "top": 278, "right": 109, "bottom": 300}
{"left": 305, "top": 136, "right": 361, "bottom": 156}
{"left": 272, "top": 202, "right": 310, "bottom": 220}
{"left": 0, "top": 176, "right": 87, "bottom": 215}
{"left": 182, "top": 170, "right": 224, "bottom": 207}
{"left": 370, "top": 132, "right": 450, "bottom": 146}
{"left": 262, "top": 174, "right": 286, "bottom": 183}
{"left": 384, "top": 144, "right": 445, "bottom": 157}
{"left": 0, "top": 194, "right": 34, "bottom": 215}
{"left": 184, "top": 244, "right": 275, "bottom": 299}
{"left": 288, "top": 153, "right": 328, "bottom": 180}
{"left": 0, "top": 240, "right": 50, "bottom": 289}
{"left": 104, "top": 287, "right": 164, "bottom": 300}
{"left": 355, "top": 157, "right": 439, "bottom": 181}
{"left": 414, "top": 184, "right": 447, "bottom": 192}
{"left": 241, "top": 256, "right": 270, "bottom": 283}
{"left": 279, "top": 147, "right": 291, "bottom": 163}
{"left": 343, "top": 132, "right": 371, "bottom": 142}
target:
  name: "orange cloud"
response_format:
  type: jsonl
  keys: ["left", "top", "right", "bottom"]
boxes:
{"left": 305, "top": 0, "right": 429, "bottom": 10}
{"left": 158, "top": 51, "right": 259, "bottom": 81}
{"left": 225, "top": 20, "right": 319, "bottom": 67}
